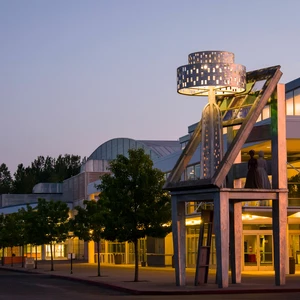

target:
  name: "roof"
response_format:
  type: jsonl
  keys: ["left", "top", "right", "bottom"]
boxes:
{"left": 87, "top": 138, "right": 180, "bottom": 162}
{"left": 138, "top": 140, "right": 181, "bottom": 158}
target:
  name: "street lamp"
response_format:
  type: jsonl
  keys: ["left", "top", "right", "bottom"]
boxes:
{"left": 177, "top": 51, "right": 246, "bottom": 179}
{"left": 68, "top": 231, "right": 74, "bottom": 274}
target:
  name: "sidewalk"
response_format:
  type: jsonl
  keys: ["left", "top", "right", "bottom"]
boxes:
{"left": 1, "top": 261, "right": 300, "bottom": 295}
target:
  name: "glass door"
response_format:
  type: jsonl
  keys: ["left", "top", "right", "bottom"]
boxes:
{"left": 259, "top": 234, "right": 273, "bottom": 270}
{"left": 243, "top": 232, "right": 273, "bottom": 271}
{"left": 187, "top": 235, "right": 198, "bottom": 267}
{"left": 289, "top": 233, "right": 300, "bottom": 264}
{"left": 186, "top": 225, "right": 200, "bottom": 267}
{"left": 244, "top": 235, "right": 258, "bottom": 270}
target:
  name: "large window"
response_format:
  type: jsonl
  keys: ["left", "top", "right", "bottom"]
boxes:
{"left": 195, "top": 164, "right": 200, "bottom": 179}
{"left": 185, "top": 164, "right": 201, "bottom": 180}
{"left": 286, "top": 91, "right": 294, "bottom": 115}
{"left": 262, "top": 105, "right": 270, "bottom": 120}
{"left": 285, "top": 88, "right": 300, "bottom": 116}
{"left": 186, "top": 165, "right": 195, "bottom": 180}
{"left": 294, "top": 88, "right": 300, "bottom": 115}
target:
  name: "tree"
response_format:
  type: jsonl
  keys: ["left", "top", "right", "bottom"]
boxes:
{"left": 0, "top": 213, "right": 22, "bottom": 266}
{"left": 19, "top": 205, "right": 45, "bottom": 269}
{"left": 50, "top": 154, "right": 81, "bottom": 182}
{"left": 14, "top": 209, "right": 27, "bottom": 267}
{"left": 98, "top": 148, "right": 172, "bottom": 282}
{"left": 36, "top": 198, "right": 70, "bottom": 271}
{"left": 2, "top": 213, "right": 21, "bottom": 266}
{"left": 0, "top": 214, "right": 6, "bottom": 265}
{"left": 0, "top": 163, "right": 13, "bottom": 194}
{"left": 71, "top": 200, "right": 106, "bottom": 277}
{"left": 12, "top": 154, "right": 81, "bottom": 193}
{"left": 12, "top": 164, "right": 33, "bottom": 193}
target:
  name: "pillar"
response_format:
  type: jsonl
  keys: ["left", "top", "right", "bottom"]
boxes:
{"left": 230, "top": 200, "right": 242, "bottom": 284}
{"left": 41, "top": 245, "right": 46, "bottom": 260}
{"left": 214, "top": 191, "right": 230, "bottom": 288}
{"left": 227, "top": 127, "right": 242, "bottom": 284}
{"left": 272, "top": 194, "right": 287, "bottom": 284}
{"left": 271, "top": 83, "right": 287, "bottom": 285}
{"left": 88, "top": 241, "right": 95, "bottom": 264}
{"left": 171, "top": 195, "right": 186, "bottom": 286}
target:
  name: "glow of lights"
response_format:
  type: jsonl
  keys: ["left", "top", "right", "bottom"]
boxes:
{"left": 186, "top": 218, "right": 202, "bottom": 226}
{"left": 242, "top": 214, "right": 268, "bottom": 221}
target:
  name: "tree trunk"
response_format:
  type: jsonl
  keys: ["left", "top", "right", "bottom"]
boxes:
{"left": 21, "top": 245, "right": 24, "bottom": 268}
{"left": 134, "top": 239, "right": 139, "bottom": 282}
{"left": 96, "top": 240, "right": 101, "bottom": 277}
{"left": 11, "top": 247, "right": 13, "bottom": 267}
{"left": 50, "top": 243, "right": 54, "bottom": 271}
{"left": 1, "top": 247, "right": 4, "bottom": 266}
{"left": 35, "top": 245, "right": 38, "bottom": 269}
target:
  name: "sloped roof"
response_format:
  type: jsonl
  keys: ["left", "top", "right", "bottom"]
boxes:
{"left": 88, "top": 138, "right": 180, "bottom": 162}
{"left": 138, "top": 140, "right": 181, "bottom": 158}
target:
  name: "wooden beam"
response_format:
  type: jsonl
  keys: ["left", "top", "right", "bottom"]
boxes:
{"left": 271, "top": 83, "right": 288, "bottom": 285}
{"left": 164, "top": 122, "right": 202, "bottom": 186}
{"left": 171, "top": 197, "right": 186, "bottom": 286}
{"left": 212, "top": 68, "right": 283, "bottom": 187}
{"left": 214, "top": 191, "right": 230, "bottom": 288}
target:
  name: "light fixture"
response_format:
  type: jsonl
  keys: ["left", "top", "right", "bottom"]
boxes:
{"left": 177, "top": 51, "right": 246, "bottom": 96}
{"left": 177, "top": 51, "right": 246, "bottom": 179}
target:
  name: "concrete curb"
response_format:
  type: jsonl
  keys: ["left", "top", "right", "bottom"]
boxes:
{"left": 48, "top": 274, "right": 300, "bottom": 295}
{"left": 2, "top": 266, "right": 300, "bottom": 295}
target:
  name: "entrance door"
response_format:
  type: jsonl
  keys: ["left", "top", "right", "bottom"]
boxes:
{"left": 187, "top": 235, "right": 198, "bottom": 267}
{"left": 243, "top": 232, "right": 273, "bottom": 271}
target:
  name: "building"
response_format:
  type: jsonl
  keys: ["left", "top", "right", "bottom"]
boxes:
{"left": 0, "top": 138, "right": 180, "bottom": 262}
{"left": 1, "top": 78, "right": 300, "bottom": 271}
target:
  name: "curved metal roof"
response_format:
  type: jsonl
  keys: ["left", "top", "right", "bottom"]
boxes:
{"left": 88, "top": 138, "right": 180, "bottom": 162}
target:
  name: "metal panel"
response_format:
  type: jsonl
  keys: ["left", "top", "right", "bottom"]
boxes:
{"left": 212, "top": 67, "right": 282, "bottom": 187}
{"left": 164, "top": 121, "right": 202, "bottom": 186}
{"left": 165, "top": 66, "right": 282, "bottom": 190}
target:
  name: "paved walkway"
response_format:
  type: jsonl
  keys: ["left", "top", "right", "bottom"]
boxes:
{"left": 1, "top": 261, "right": 300, "bottom": 295}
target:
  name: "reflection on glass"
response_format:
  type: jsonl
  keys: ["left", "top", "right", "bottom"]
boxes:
{"left": 251, "top": 80, "right": 267, "bottom": 93}
{"left": 262, "top": 105, "right": 270, "bottom": 119}
{"left": 260, "top": 235, "right": 273, "bottom": 266}
{"left": 244, "top": 235, "right": 257, "bottom": 266}
{"left": 295, "top": 88, "right": 300, "bottom": 115}
{"left": 186, "top": 166, "right": 195, "bottom": 180}
{"left": 286, "top": 91, "right": 294, "bottom": 115}
{"left": 195, "top": 164, "right": 200, "bottom": 179}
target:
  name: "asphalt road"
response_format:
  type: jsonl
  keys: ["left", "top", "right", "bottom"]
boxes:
{"left": 0, "top": 270, "right": 125, "bottom": 300}
{"left": 1, "top": 269, "right": 300, "bottom": 300}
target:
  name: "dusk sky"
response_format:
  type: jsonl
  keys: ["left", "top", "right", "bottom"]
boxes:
{"left": 1, "top": 0, "right": 300, "bottom": 174}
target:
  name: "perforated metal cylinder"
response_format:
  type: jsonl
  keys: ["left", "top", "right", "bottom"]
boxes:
{"left": 177, "top": 50, "right": 246, "bottom": 96}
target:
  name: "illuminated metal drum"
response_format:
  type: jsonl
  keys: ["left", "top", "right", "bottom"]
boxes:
{"left": 177, "top": 51, "right": 246, "bottom": 96}
{"left": 177, "top": 51, "right": 246, "bottom": 179}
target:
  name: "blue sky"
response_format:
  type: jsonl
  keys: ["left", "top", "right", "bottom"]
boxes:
{"left": 1, "top": 0, "right": 300, "bottom": 174}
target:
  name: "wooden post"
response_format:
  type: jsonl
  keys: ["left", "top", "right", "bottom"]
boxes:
{"left": 227, "top": 127, "right": 242, "bottom": 284}
{"left": 271, "top": 83, "right": 287, "bottom": 285}
{"left": 171, "top": 196, "right": 186, "bottom": 286}
{"left": 214, "top": 191, "right": 229, "bottom": 288}
{"left": 230, "top": 201, "right": 242, "bottom": 284}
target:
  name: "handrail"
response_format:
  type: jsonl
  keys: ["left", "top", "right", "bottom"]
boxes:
{"left": 287, "top": 162, "right": 300, "bottom": 174}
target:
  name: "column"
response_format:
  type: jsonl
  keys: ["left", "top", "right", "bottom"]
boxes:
{"left": 227, "top": 127, "right": 242, "bottom": 284}
{"left": 214, "top": 191, "right": 230, "bottom": 288}
{"left": 229, "top": 201, "right": 242, "bottom": 284}
{"left": 271, "top": 83, "right": 287, "bottom": 285}
{"left": 272, "top": 193, "right": 287, "bottom": 284}
{"left": 41, "top": 245, "right": 46, "bottom": 260}
{"left": 171, "top": 195, "right": 186, "bottom": 286}
{"left": 88, "top": 241, "right": 95, "bottom": 264}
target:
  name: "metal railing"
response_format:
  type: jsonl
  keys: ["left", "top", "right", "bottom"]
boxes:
{"left": 287, "top": 161, "right": 300, "bottom": 175}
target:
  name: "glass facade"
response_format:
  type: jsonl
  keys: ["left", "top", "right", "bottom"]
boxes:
{"left": 168, "top": 80, "right": 300, "bottom": 272}
{"left": 286, "top": 87, "right": 300, "bottom": 116}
